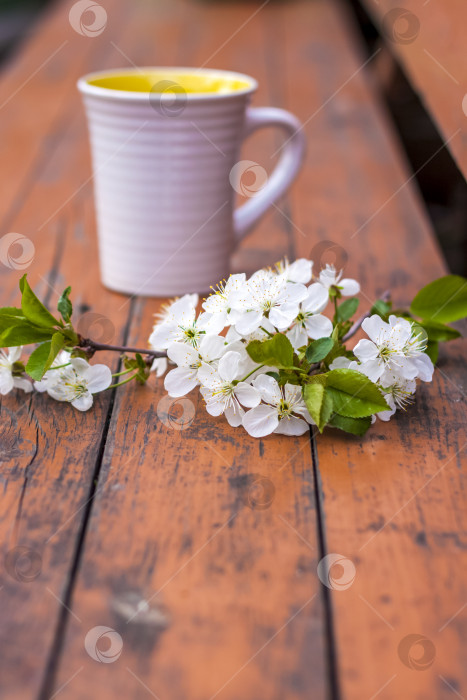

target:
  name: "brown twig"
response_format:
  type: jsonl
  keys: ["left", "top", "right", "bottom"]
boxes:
{"left": 79, "top": 337, "right": 166, "bottom": 358}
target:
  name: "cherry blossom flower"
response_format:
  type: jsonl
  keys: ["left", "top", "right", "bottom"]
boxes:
{"left": 36, "top": 356, "right": 111, "bottom": 411}
{"left": 242, "top": 375, "right": 313, "bottom": 437}
{"left": 149, "top": 296, "right": 222, "bottom": 351}
{"left": 164, "top": 335, "right": 227, "bottom": 397}
{"left": 318, "top": 264, "right": 360, "bottom": 298}
{"left": 376, "top": 370, "right": 416, "bottom": 422}
{"left": 232, "top": 269, "right": 308, "bottom": 336}
{"left": 0, "top": 347, "right": 32, "bottom": 395}
{"left": 201, "top": 273, "right": 246, "bottom": 327}
{"left": 287, "top": 283, "right": 333, "bottom": 350}
{"left": 198, "top": 350, "right": 261, "bottom": 427}
{"left": 353, "top": 315, "right": 434, "bottom": 382}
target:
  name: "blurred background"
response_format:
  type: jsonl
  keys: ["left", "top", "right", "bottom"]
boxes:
{"left": 1, "top": 0, "right": 466, "bottom": 274}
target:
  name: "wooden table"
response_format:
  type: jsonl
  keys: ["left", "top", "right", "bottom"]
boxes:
{"left": 0, "top": 1, "right": 466, "bottom": 699}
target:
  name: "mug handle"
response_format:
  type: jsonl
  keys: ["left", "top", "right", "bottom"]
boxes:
{"left": 233, "top": 106, "right": 306, "bottom": 243}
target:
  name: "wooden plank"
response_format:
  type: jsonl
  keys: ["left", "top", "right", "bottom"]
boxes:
{"left": 280, "top": 1, "right": 467, "bottom": 698}
{"left": 0, "top": 2, "right": 148, "bottom": 698}
{"left": 50, "top": 1, "right": 327, "bottom": 699}
{"left": 360, "top": 0, "right": 467, "bottom": 182}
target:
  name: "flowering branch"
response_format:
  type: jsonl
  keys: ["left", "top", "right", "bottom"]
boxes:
{"left": 0, "top": 262, "right": 465, "bottom": 435}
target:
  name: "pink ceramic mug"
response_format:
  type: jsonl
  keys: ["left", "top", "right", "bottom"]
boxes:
{"left": 78, "top": 67, "right": 305, "bottom": 296}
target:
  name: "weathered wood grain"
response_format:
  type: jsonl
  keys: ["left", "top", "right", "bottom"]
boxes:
{"left": 0, "top": 1, "right": 142, "bottom": 698}
{"left": 281, "top": 2, "right": 467, "bottom": 699}
{"left": 0, "top": 0, "right": 465, "bottom": 699}
{"left": 360, "top": 0, "right": 467, "bottom": 183}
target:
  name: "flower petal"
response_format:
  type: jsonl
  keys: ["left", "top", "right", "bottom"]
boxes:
{"left": 269, "top": 303, "right": 298, "bottom": 330}
{"left": 234, "top": 382, "right": 261, "bottom": 408}
{"left": 235, "top": 310, "right": 264, "bottom": 336}
{"left": 199, "top": 334, "right": 226, "bottom": 362}
{"left": 0, "top": 370, "right": 14, "bottom": 395}
{"left": 361, "top": 316, "right": 388, "bottom": 344}
{"left": 70, "top": 357, "right": 90, "bottom": 374}
{"left": 224, "top": 402, "right": 244, "bottom": 427}
{"left": 85, "top": 364, "right": 112, "bottom": 393}
{"left": 274, "top": 415, "right": 309, "bottom": 436}
{"left": 339, "top": 278, "right": 360, "bottom": 296}
{"left": 12, "top": 377, "right": 33, "bottom": 393}
{"left": 252, "top": 374, "right": 282, "bottom": 405}
{"left": 71, "top": 393, "right": 94, "bottom": 411}
{"left": 167, "top": 342, "right": 198, "bottom": 367}
{"left": 197, "top": 312, "right": 225, "bottom": 335}
{"left": 242, "top": 405, "right": 279, "bottom": 437}
{"left": 353, "top": 339, "right": 379, "bottom": 362}
{"left": 164, "top": 367, "right": 198, "bottom": 397}
{"left": 302, "top": 283, "right": 329, "bottom": 314}
{"left": 304, "top": 314, "right": 333, "bottom": 339}
{"left": 218, "top": 351, "right": 241, "bottom": 383}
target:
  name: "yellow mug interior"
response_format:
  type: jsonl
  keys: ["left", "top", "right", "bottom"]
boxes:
{"left": 86, "top": 70, "right": 252, "bottom": 95}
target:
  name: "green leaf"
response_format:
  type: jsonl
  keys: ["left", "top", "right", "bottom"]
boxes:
{"left": 371, "top": 299, "right": 392, "bottom": 320}
{"left": 337, "top": 297, "right": 359, "bottom": 323}
{"left": 417, "top": 319, "right": 461, "bottom": 342}
{"left": 266, "top": 371, "right": 280, "bottom": 382}
{"left": 246, "top": 334, "right": 294, "bottom": 369}
{"left": 325, "top": 369, "right": 389, "bottom": 417}
{"left": 303, "top": 383, "right": 333, "bottom": 432}
{"left": 410, "top": 275, "right": 467, "bottom": 323}
{"left": 0, "top": 306, "right": 24, "bottom": 317}
{"left": 0, "top": 323, "right": 54, "bottom": 346}
{"left": 328, "top": 414, "right": 372, "bottom": 436}
{"left": 20, "top": 275, "right": 59, "bottom": 328}
{"left": 425, "top": 340, "right": 439, "bottom": 364}
{"left": 305, "top": 337, "right": 335, "bottom": 363}
{"left": 25, "top": 332, "right": 66, "bottom": 380}
{"left": 57, "top": 286, "right": 73, "bottom": 323}
{"left": 0, "top": 308, "right": 28, "bottom": 334}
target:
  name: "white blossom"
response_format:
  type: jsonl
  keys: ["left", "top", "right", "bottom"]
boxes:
{"left": 149, "top": 296, "right": 222, "bottom": 351}
{"left": 201, "top": 273, "right": 246, "bottom": 327}
{"left": 287, "top": 283, "right": 333, "bottom": 350}
{"left": 0, "top": 346, "right": 32, "bottom": 395}
{"left": 353, "top": 315, "right": 434, "bottom": 382}
{"left": 198, "top": 350, "right": 260, "bottom": 426}
{"left": 242, "top": 375, "right": 313, "bottom": 437}
{"left": 164, "top": 335, "right": 226, "bottom": 397}
{"left": 232, "top": 269, "right": 308, "bottom": 336}
{"left": 318, "top": 264, "right": 360, "bottom": 297}
{"left": 36, "top": 356, "right": 111, "bottom": 411}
